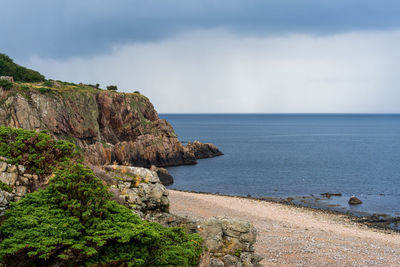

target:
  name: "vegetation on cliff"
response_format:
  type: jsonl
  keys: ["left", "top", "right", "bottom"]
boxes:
{"left": 0, "top": 126, "right": 203, "bottom": 266}
{"left": 0, "top": 54, "right": 222, "bottom": 169}
{"left": 0, "top": 54, "right": 45, "bottom": 82}
{"left": 0, "top": 126, "right": 78, "bottom": 176}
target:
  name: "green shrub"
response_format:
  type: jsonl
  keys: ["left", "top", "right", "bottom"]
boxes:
{"left": 106, "top": 85, "right": 118, "bottom": 91}
{"left": 0, "top": 54, "right": 45, "bottom": 82}
{"left": 37, "top": 87, "right": 51, "bottom": 94}
{"left": 0, "top": 126, "right": 78, "bottom": 176}
{"left": 0, "top": 126, "right": 203, "bottom": 266}
{"left": 42, "top": 80, "right": 53, "bottom": 87}
{"left": 19, "top": 85, "right": 30, "bottom": 91}
{"left": 0, "top": 80, "right": 12, "bottom": 90}
{"left": 0, "top": 181, "right": 12, "bottom": 193}
{"left": 0, "top": 163, "right": 203, "bottom": 266}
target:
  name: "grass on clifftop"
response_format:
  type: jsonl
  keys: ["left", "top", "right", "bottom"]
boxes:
{"left": 0, "top": 126, "right": 203, "bottom": 266}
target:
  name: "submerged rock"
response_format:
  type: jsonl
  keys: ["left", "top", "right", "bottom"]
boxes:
{"left": 348, "top": 196, "right": 362, "bottom": 205}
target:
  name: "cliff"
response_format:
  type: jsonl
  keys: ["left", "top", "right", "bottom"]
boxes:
{"left": 0, "top": 81, "right": 222, "bottom": 167}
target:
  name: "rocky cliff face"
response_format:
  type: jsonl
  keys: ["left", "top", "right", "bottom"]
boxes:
{"left": 0, "top": 85, "right": 222, "bottom": 167}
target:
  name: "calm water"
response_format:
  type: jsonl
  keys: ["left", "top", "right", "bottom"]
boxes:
{"left": 160, "top": 114, "right": 400, "bottom": 217}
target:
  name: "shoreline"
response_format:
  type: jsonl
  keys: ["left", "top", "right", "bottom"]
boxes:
{"left": 168, "top": 189, "right": 400, "bottom": 266}
{"left": 168, "top": 188, "right": 400, "bottom": 231}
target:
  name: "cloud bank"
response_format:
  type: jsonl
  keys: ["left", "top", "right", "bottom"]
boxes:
{"left": 26, "top": 29, "right": 400, "bottom": 113}
{"left": 2, "top": 0, "right": 400, "bottom": 59}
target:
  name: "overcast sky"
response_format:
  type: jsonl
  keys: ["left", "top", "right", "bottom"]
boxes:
{"left": 2, "top": 0, "right": 400, "bottom": 113}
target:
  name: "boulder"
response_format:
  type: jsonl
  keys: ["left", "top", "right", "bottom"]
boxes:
{"left": 348, "top": 196, "right": 362, "bottom": 205}
{"left": 150, "top": 166, "right": 174, "bottom": 186}
{"left": 99, "top": 165, "right": 169, "bottom": 216}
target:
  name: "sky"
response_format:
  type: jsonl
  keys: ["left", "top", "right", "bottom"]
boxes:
{"left": 1, "top": 0, "right": 400, "bottom": 113}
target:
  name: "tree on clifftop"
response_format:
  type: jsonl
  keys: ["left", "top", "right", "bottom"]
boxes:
{"left": 0, "top": 53, "right": 45, "bottom": 82}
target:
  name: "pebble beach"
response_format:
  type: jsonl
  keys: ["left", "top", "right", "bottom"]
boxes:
{"left": 169, "top": 190, "right": 400, "bottom": 266}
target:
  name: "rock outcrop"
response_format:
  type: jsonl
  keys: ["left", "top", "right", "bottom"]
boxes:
{"left": 0, "top": 158, "right": 37, "bottom": 206}
{"left": 187, "top": 141, "right": 224, "bottom": 159}
{"left": 150, "top": 165, "right": 174, "bottom": 186}
{"left": 0, "top": 87, "right": 222, "bottom": 168}
{"left": 101, "top": 165, "right": 170, "bottom": 218}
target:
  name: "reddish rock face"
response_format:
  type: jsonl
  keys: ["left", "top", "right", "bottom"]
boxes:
{"left": 0, "top": 88, "right": 222, "bottom": 167}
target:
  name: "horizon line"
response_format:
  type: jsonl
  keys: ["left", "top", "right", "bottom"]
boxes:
{"left": 159, "top": 112, "right": 400, "bottom": 115}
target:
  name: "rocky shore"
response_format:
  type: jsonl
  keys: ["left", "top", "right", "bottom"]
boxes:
{"left": 168, "top": 190, "right": 400, "bottom": 266}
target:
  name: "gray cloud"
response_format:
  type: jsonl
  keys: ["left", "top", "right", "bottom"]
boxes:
{"left": 27, "top": 29, "right": 400, "bottom": 113}
{"left": 2, "top": 0, "right": 400, "bottom": 60}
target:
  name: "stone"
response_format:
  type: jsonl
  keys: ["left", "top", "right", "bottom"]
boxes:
{"left": 199, "top": 218, "right": 224, "bottom": 252}
{"left": 0, "top": 189, "right": 8, "bottom": 215}
{"left": 348, "top": 196, "right": 362, "bottom": 205}
{"left": 7, "top": 165, "right": 17, "bottom": 173}
{"left": 0, "top": 172, "right": 18, "bottom": 186}
{"left": 0, "top": 162, "right": 7, "bottom": 172}
{"left": 19, "top": 176, "right": 29, "bottom": 184}
{"left": 17, "top": 165, "right": 26, "bottom": 174}
{"left": 222, "top": 255, "right": 240, "bottom": 266}
{"left": 100, "top": 166, "right": 169, "bottom": 216}
{"left": 15, "top": 186, "right": 27, "bottom": 197}
{"left": 209, "top": 258, "right": 225, "bottom": 267}
{"left": 221, "top": 218, "right": 253, "bottom": 237}
{"left": 150, "top": 166, "right": 174, "bottom": 186}
{"left": 23, "top": 173, "right": 33, "bottom": 179}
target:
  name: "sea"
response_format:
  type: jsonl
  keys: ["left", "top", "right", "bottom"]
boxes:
{"left": 159, "top": 114, "right": 400, "bottom": 219}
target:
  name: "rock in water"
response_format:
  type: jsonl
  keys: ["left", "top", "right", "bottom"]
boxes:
{"left": 348, "top": 196, "right": 362, "bottom": 205}
{"left": 186, "top": 141, "right": 223, "bottom": 159}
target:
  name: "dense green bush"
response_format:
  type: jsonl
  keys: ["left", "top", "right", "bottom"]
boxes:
{"left": 107, "top": 85, "right": 118, "bottom": 91}
{"left": 0, "top": 163, "right": 203, "bottom": 266}
{"left": 37, "top": 87, "right": 52, "bottom": 93}
{"left": 0, "top": 53, "right": 45, "bottom": 82}
{"left": 0, "top": 126, "right": 77, "bottom": 176}
{"left": 0, "top": 79, "right": 12, "bottom": 90}
{"left": 42, "top": 80, "right": 53, "bottom": 87}
{"left": 0, "top": 127, "right": 203, "bottom": 266}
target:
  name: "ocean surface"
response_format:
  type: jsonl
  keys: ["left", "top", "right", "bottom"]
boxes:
{"left": 160, "top": 114, "right": 400, "bottom": 218}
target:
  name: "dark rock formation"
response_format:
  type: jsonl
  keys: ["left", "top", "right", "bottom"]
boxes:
{"left": 348, "top": 196, "right": 362, "bottom": 205}
{"left": 150, "top": 165, "right": 174, "bottom": 186}
{"left": 0, "top": 87, "right": 222, "bottom": 167}
{"left": 187, "top": 141, "right": 224, "bottom": 159}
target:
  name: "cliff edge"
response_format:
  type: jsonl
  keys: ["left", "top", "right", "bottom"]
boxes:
{"left": 0, "top": 81, "right": 222, "bottom": 167}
